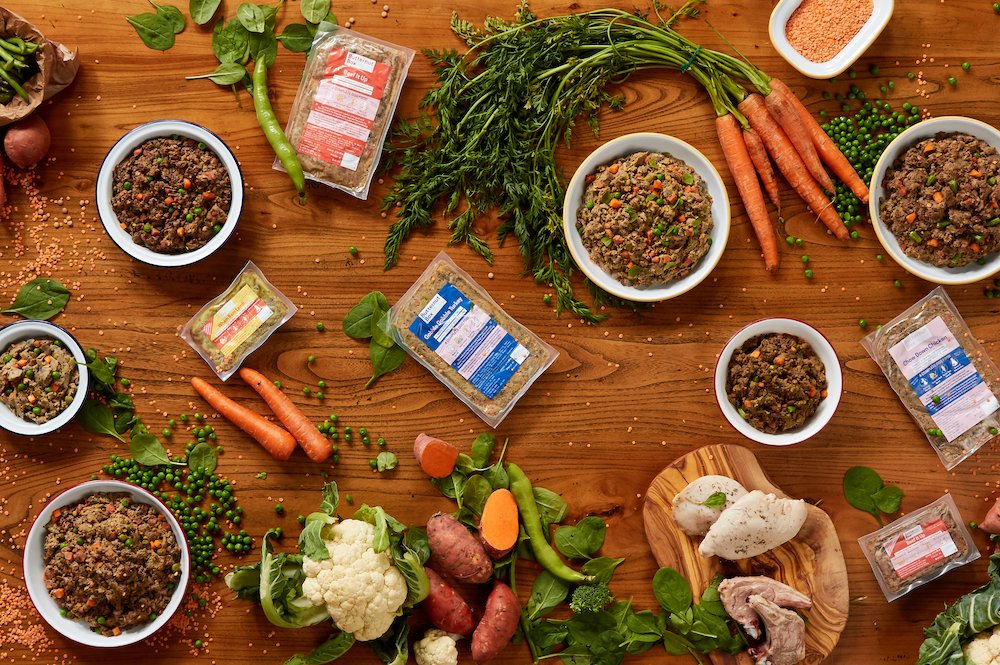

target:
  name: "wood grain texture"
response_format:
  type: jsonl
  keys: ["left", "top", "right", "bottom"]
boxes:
{"left": 643, "top": 443, "right": 848, "bottom": 665}
{"left": 0, "top": 0, "right": 998, "bottom": 663}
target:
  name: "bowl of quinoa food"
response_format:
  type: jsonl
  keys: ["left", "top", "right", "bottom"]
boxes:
{"left": 714, "top": 318, "right": 843, "bottom": 446}
{"left": 563, "top": 132, "right": 729, "bottom": 302}
{"left": 96, "top": 119, "right": 243, "bottom": 267}
{"left": 871, "top": 116, "right": 1000, "bottom": 284}
{"left": 23, "top": 480, "right": 190, "bottom": 647}
{"left": 0, "top": 319, "right": 88, "bottom": 436}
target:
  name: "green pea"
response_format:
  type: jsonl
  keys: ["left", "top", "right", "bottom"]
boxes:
{"left": 123, "top": 182, "right": 132, "bottom": 191}
{"left": 143, "top": 224, "right": 152, "bottom": 233}
{"left": 962, "top": 61, "right": 971, "bottom": 71}
{"left": 303, "top": 387, "right": 311, "bottom": 395}
{"left": 894, "top": 279, "right": 902, "bottom": 288}
{"left": 348, "top": 246, "right": 359, "bottom": 256}
{"left": 858, "top": 319, "right": 867, "bottom": 328}
{"left": 307, "top": 355, "right": 316, "bottom": 364}
{"left": 947, "top": 76, "right": 957, "bottom": 86}
{"left": 273, "top": 380, "right": 282, "bottom": 388}
{"left": 804, "top": 269, "right": 814, "bottom": 279}
{"left": 316, "top": 322, "right": 326, "bottom": 332}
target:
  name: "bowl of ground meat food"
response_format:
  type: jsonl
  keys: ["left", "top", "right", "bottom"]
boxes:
{"left": 714, "top": 318, "right": 843, "bottom": 446}
{"left": 0, "top": 320, "right": 88, "bottom": 436}
{"left": 22, "top": 480, "right": 190, "bottom": 647}
{"left": 563, "top": 132, "right": 730, "bottom": 302}
{"left": 871, "top": 116, "right": 1000, "bottom": 284}
{"left": 96, "top": 119, "right": 243, "bottom": 267}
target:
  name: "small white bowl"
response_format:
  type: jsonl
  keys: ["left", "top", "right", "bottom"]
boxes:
{"left": 714, "top": 318, "right": 843, "bottom": 446}
{"left": 769, "top": 0, "right": 894, "bottom": 79}
{"left": 23, "top": 480, "right": 191, "bottom": 647}
{"left": 0, "top": 320, "right": 88, "bottom": 436}
{"left": 562, "top": 132, "right": 730, "bottom": 302}
{"left": 869, "top": 116, "right": 1000, "bottom": 285}
{"left": 96, "top": 120, "right": 243, "bottom": 267}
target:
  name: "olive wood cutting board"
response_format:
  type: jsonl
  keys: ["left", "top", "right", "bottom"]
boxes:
{"left": 642, "top": 444, "right": 849, "bottom": 665}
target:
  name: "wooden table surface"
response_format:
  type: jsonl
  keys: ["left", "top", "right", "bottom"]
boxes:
{"left": 2, "top": 0, "right": 998, "bottom": 662}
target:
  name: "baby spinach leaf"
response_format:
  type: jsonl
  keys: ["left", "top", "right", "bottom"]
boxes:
{"left": 700, "top": 491, "right": 727, "bottom": 509}
{"left": 555, "top": 516, "right": 606, "bottom": 560}
{"left": 149, "top": 1, "right": 185, "bottom": 33}
{"left": 376, "top": 451, "right": 398, "bottom": 472}
{"left": 126, "top": 12, "right": 176, "bottom": 51}
{"left": 662, "top": 631, "right": 698, "bottom": 657}
{"left": 190, "top": 0, "right": 222, "bottom": 24}
{"left": 130, "top": 431, "right": 183, "bottom": 466}
{"left": 78, "top": 399, "right": 125, "bottom": 442}
{"left": 300, "top": 0, "right": 330, "bottom": 23}
{"left": 213, "top": 18, "right": 250, "bottom": 63}
{"left": 844, "top": 465, "right": 904, "bottom": 525}
{"left": 482, "top": 460, "right": 509, "bottom": 490}
{"left": 285, "top": 632, "right": 356, "bottom": 665}
{"left": 528, "top": 621, "right": 569, "bottom": 655}
{"left": 367, "top": 343, "right": 406, "bottom": 387}
{"left": 249, "top": 29, "right": 278, "bottom": 67}
{"left": 371, "top": 313, "right": 396, "bottom": 349}
{"left": 237, "top": 3, "right": 267, "bottom": 33}
{"left": 533, "top": 486, "right": 568, "bottom": 526}
{"left": 277, "top": 23, "right": 313, "bottom": 52}
{"left": 873, "top": 485, "right": 904, "bottom": 514}
{"left": 343, "top": 299, "right": 375, "bottom": 339}
{"left": 527, "top": 571, "right": 569, "bottom": 621}
{"left": 188, "top": 441, "right": 217, "bottom": 473}
{"left": 653, "top": 567, "right": 692, "bottom": 615}
{"left": 187, "top": 62, "right": 248, "bottom": 85}
{"left": 434, "top": 471, "right": 467, "bottom": 510}
{"left": 2, "top": 278, "right": 70, "bottom": 320}
{"left": 471, "top": 432, "right": 496, "bottom": 468}
{"left": 582, "top": 556, "right": 625, "bottom": 584}
{"left": 463, "top": 475, "right": 492, "bottom": 516}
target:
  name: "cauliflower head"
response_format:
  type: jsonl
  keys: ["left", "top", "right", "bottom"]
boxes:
{"left": 301, "top": 518, "right": 407, "bottom": 641}
{"left": 965, "top": 625, "right": 1000, "bottom": 664}
{"left": 414, "top": 629, "right": 459, "bottom": 665}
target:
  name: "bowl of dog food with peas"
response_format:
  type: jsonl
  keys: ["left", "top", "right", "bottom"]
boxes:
{"left": 96, "top": 119, "right": 244, "bottom": 268}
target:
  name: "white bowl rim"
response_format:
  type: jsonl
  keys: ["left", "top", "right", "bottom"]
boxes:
{"left": 713, "top": 317, "right": 843, "bottom": 446}
{"left": 0, "top": 319, "right": 89, "bottom": 436}
{"left": 562, "top": 132, "right": 730, "bottom": 303}
{"left": 768, "top": 0, "right": 894, "bottom": 79}
{"left": 22, "top": 479, "right": 191, "bottom": 647}
{"left": 868, "top": 115, "right": 1000, "bottom": 285}
{"left": 95, "top": 119, "right": 243, "bottom": 268}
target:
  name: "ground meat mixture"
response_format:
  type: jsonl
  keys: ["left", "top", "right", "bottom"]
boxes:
{"left": 879, "top": 132, "right": 1000, "bottom": 267}
{"left": 0, "top": 338, "right": 78, "bottom": 424}
{"left": 726, "top": 333, "right": 827, "bottom": 434}
{"left": 42, "top": 493, "right": 182, "bottom": 636}
{"left": 576, "top": 150, "right": 713, "bottom": 287}
{"left": 111, "top": 136, "right": 232, "bottom": 254}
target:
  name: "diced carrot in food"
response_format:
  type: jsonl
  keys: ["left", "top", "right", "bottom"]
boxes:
{"left": 905, "top": 212, "right": 916, "bottom": 223}
{"left": 609, "top": 198, "right": 622, "bottom": 209}
{"left": 933, "top": 191, "right": 944, "bottom": 202}
{"left": 923, "top": 143, "right": 936, "bottom": 153}
{"left": 927, "top": 238, "right": 940, "bottom": 248}
{"left": 608, "top": 163, "right": 619, "bottom": 174}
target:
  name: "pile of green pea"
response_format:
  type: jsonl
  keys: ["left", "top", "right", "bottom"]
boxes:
{"left": 100, "top": 420, "right": 252, "bottom": 582}
{"left": 314, "top": 414, "right": 390, "bottom": 470}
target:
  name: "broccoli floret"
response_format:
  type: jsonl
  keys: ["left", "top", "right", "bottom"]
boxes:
{"left": 570, "top": 582, "right": 614, "bottom": 614}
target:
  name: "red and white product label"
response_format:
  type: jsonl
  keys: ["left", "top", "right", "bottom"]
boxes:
{"left": 296, "top": 49, "right": 392, "bottom": 171}
{"left": 883, "top": 518, "right": 958, "bottom": 579}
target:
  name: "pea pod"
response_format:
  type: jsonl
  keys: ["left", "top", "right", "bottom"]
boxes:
{"left": 252, "top": 56, "right": 307, "bottom": 204}
{"left": 507, "top": 462, "right": 595, "bottom": 585}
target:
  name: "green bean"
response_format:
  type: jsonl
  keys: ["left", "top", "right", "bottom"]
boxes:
{"left": 0, "top": 66, "right": 28, "bottom": 102}
{"left": 507, "top": 462, "right": 594, "bottom": 585}
{"left": 252, "top": 57, "right": 307, "bottom": 205}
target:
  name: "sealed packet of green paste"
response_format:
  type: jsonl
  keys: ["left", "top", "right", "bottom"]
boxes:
{"left": 180, "top": 261, "right": 296, "bottom": 380}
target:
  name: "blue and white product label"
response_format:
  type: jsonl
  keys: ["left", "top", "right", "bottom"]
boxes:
{"left": 410, "top": 282, "right": 530, "bottom": 399}
{"left": 888, "top": 316, "right": 1000, "bottom": 441}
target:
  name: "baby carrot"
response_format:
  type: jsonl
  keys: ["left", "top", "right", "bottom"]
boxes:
{"left": 191, "top": 377, "right": 296, "bottom": 460}
{"left": 239, "top": 368, "right": 331, "bottom": 463}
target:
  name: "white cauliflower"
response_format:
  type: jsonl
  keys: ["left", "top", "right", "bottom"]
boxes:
{"left": 413, "top": 629, "right": 459, "bottom": 665}
{"left": 966, "top": 625, "right": 1000, "bottom": 664}
{"left": 301, "top": 518, "right": 407, "bottom": 641}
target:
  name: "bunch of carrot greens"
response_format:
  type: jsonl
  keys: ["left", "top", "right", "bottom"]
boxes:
{"left": 382, "top": 1, "right": 868, "bottom": 322}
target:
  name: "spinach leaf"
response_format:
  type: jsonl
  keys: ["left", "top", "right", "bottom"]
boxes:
{"left": 249, "top": 29, "right": 278, "bottom": 67}
{"left": 700, "top": 491, "right": 727, "bottom": 509}
{"left": 2, "top": 278, "right": 70, "bottom": 320}
{"left": 698, "top": 575, "right": 727, "bottom": 618}
{"left": 84, "top": 354, "right": 115, "bottom": 394}
{"left": 109, "top": 392, "right": 134, "bottom": 412}
{"left": 187, "top": 62, "right": 248, "bottom": 85}
{"left": 662, "top": 631, "right": 698, "bottom": 657}
{"left": 149, "top": 1, "right": 185, "bottom": 33}
{"left": 213, "top": 18, "right": 250, "bottom": 63}
{"left": 126, "top": 12, "right": 176, "bottom": 50}
{"left": 533, "top": 486, "right": 568, "bottom": 526}
{"left": 528, "top": 621, "right": 569, "bottom": 656}
{"left": 277, "top": 23, "right": 313, "bottom": 52}
{"left": 564, "top": 611, "right": 618, "bottom": 649}
{"left": 78, "top": 399, "right": 125, "bottom": 442}
{"left": 188, "top": 441, "right": 217, "bottom": 473}
{"left": 582, "top": 556, "right": 625, "bottom": 584}
{"left": 555, "top": 516, "right": 606, "bottom": 560}
{"left": 367, "top": 343, "right": 406, "bottom": 387}
{"left": 527, "top": 571, "right": 569, "bottom": 621}
{"left": 343, "top": 299, "right": 375, "bottom": 339}
{"left": 376, "top": 451, "right": 398, "bottom": 472}
{"left": 285, "top": 631, "right": 356, "bottom": 665}
{"left": 623, "top": 610, "right": 662, "bottom": 654}
{"left": 844, "top": 465, "right": 904, "bottom": 525}
{"left": 131, "top": 431, "right": 183, "bottom": 466}
{"left": 873, "top": 485, "right": 904, "bottom": 514}
{"left": 237, "top": 3, "right": 267, "bottom": 33}
{"left": 370, "top": 312, "right": 395, "bottom": 349}
{"left": 434, "top": 471, "right": 467, "bottom": 509}
{"left": 301, "top": 0, "right": 330, "bottom": 23}
{"left": 319, "top": 481, "right": 339, "bottom": 515}
{"left": 471, "top": 432, "right": 496, "bottom": 467}
{"left": 482, "top": 460, "right": 509, "bottom": 490}
{"left": 652, "top": 568, "right": 692, "bottom": 615}
{"left": 189, "top": 0, "right": 222, "bottom": 24}
{"left": 463, "top": 474, "right": 492, "bottom": 516}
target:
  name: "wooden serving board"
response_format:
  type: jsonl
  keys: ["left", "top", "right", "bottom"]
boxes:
{"left": 642, "top": 444, "right": 849, "bottom": 665}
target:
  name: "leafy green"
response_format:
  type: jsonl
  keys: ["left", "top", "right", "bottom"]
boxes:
{"left": 376, "top": 451, "right": 399, "bottom": 472}
{"left": 393, "top": 550, "right": 429, "bottom": 608}
{"left": 533, "top": 486, "right": 568, "bottom": 526}
{"left": 652, "top": 568, "right": 692, "bottom": 615}
{"left": 190, "top": 0, "right": 223, "bottom": 24}
{"left": 554, "top": 516, "right": 606, "bottom": 560}
{"left": 463, "top": 474, "right": 493, "bottom": 516}
{"left": 149, "top": 1, "right": 185, "bottom": 33}
{"left": 298, "top": 513, "right": 335, "bottom": 560}
{"left": 300, "top": 0, "right": 330, "bottom": 23}
{"left": 844, "top": 466, "right": 904, "bottom": 525}
{"left": 403, "top": 527, "right": 430, "bottom": 564}
{"left": 319, "top": 481, "right": 340, "bottom": 515}
{"left": 255, "top": 529, "right": 331, "bottom": 629}
{"left": 471, "top": 432, "right": 496, "bottom": 467}
{"left": 367, "top": 344, "right": 406, "bottom": 387}
{"left": 213, "top": 18, "right": 251, "bottom": 64}
{"left": 186, "top": 62, "right": 248, "bottom": 85}
{"left": 2, "top": 278, "right": 70, "bottom": 320}
{"left": 126, "top": 12, "right": 176, "bottom": 50}
{"left": 79, "top": 399, "right": 125, "bottom": 442}
{"left": 237, "top": 2, "right": 267, "bottom": 32}
{"left": 700, "top": 491, "right": 727, "bottom": 509}
{"left": 370, "top": 617, "right": 409, "bottom": 665}
{"left": 187, "top": 441, "right": 217, "bottom": 473}
{"left": 343, "top": 291, "right": 407, "bottom": 387}
{"left": 130, "top": 431, "right": 184, "bottom": 466}
{"left": 277, "top": 23, "right": 313, "bottom": 52}
{"left": 527, "top": 571, "right": 570, "bottom": 621}
{"left": 286, "top": 632, "right": 355, "bottom": 664}
{"left": 873, "top": 485, "right": 904, "bottom": 514}
{"left": 581, "top": 556, "right": 624, "bottom": 585}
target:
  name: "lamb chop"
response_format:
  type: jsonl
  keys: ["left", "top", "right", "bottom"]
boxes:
{"left": 718, "top": 576, "right": 812, "bottom": 640}
{"left": 746, "top": 594, "right": 807, "bottom": 665}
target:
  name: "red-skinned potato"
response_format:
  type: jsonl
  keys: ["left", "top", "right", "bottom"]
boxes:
{"left": 4, "top": 115, "right": 51, "bottom": 169}
{"left": 422, "top": 567, "right": 476, "bottom": 635}
{"left": 982, "top": 498, "right": 1000, "bottom": 534}
{"left": 427, "top": 512, "right": 493, "bottom": 583}
{"left": 471, "top": 580, "right": 520, "bottom": 663}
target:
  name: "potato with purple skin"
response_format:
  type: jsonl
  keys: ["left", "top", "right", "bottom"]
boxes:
{"left": 472, "top": 580, "right": 520, "bottom": 663}
{"left": 4, "top": 115, "right": 50, "bottom": 169}
{"left": 422, "top": 567, "right": 476, "bottom": 635}
{"left": 427, "top": 512, "right": 493, "bottom": 584}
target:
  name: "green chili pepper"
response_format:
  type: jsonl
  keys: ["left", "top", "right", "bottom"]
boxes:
{"left": 253, "top": 56, "right": 307, "bottom": 205}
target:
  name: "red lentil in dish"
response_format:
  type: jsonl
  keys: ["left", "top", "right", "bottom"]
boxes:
{"left": 110, "top": 136, "right": 232, "bottom": 254}
{"left": 42, "top": 493, "right": 182, "bottom": 636}
{"left": 879, "top": 132, "right": 1000, "bottom": 267}
{"left": 576, "top": 151, "right": 713, "bottom": 287}
{"left": 785, "top": 0, "right": 873, "bottom": 64}
{"left": 0, "top": 338, "right": 78, "bottom": 424}
{"left": 726, "top": 333, "right": 827, "bottom": 434}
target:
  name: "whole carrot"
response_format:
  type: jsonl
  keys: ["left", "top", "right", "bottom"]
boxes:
{"left": 743, "top": 127, "right": 781, "bottom": 211}
{"left": 769, "top": 78, "right": 869, "bottom": 203}
{"left": 738, "top": 94, "right": 849, "bottom": 241}
{"left": 764, "top": 89, "right": 834, "bottom": 192}
{"left": 239, "top": 367, "right": 332, "bottom": 463}
{"left": 716, "top": 115, "right": 780, "bottom": 272}
{"left": 190, "top": 376, "right": 296, "bottom": 461}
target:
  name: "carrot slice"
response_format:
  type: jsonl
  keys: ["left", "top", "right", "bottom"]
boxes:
{"left": 238, "top": 368, "right": 331, "bottom": 463}
{"left": 191, "top": 376, "right": 296, "bottom": 461}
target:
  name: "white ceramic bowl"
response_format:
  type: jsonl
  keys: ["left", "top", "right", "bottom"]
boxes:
{"left": 23, "top": 480, "right": 190, "bottom": 647}
{"left": 769, "top": 0, "right": 894, "bottom": 79}
{"left": 563, "top": 132, "right": 729, "bottom": 302}
{"left": 714, "top": 318, "right": 843, "bottom": 446}
{"left": 96, "top": 120, "right": 243, "bottom": 267}
{"left": 0, "top": 320, "right": 88, "bottom": 436}
{"left": 869, "top": 116, "right": 1000, "bottom": 285}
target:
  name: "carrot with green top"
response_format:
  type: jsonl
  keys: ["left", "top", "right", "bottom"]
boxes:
{"left": 743, "top": 127, "right": 781, "bottom": 211}
{"left": 239, "top": 367, "right": 331, "bottom": 463}
{"left": 764, "top": 87, "right": 834, "bottom": 192}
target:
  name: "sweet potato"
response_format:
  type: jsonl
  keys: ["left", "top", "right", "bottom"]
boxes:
{"left": 471, "top": 580, "right": 520, "bottom": 663}
{"left": 479, "top": 488, "right": 519, "bottom": 559}
{"left": 4, "top": 115, "right": 50, "bottom": 169}
{"left": 982, "top": 498, "right": 1000, "bottom": 534}
{"left": 423, "top": 566, "right": 476, "bottom": 635}
{"left": 427, "top": 512, "right": 493, "bottom": 583}
{"left": 414, "top": 433, "right": 459, "bottom": 478}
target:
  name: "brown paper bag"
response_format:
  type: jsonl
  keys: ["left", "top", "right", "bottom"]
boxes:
{"left": 0, "top": 7, "right": 79, "bottom": 126}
